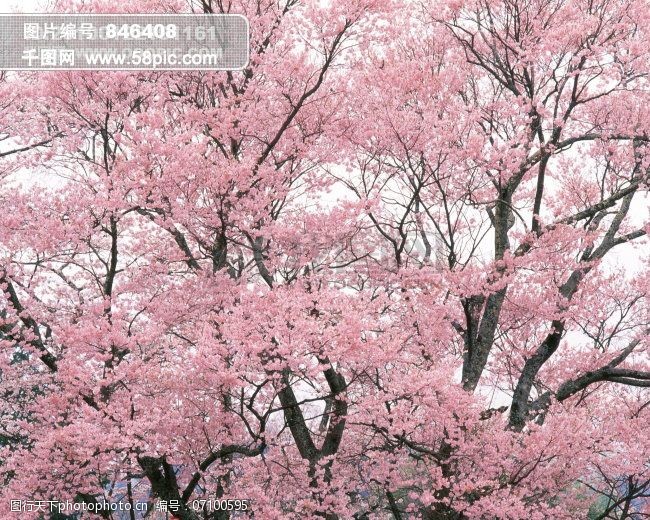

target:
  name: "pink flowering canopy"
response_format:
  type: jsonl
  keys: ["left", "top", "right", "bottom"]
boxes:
{"left": 0, "top": 0, "right": 648, "bottom": 519}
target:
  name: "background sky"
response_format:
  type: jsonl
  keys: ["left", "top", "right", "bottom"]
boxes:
{"left": 1, "top": 0, "right": 48, "bottom": 13}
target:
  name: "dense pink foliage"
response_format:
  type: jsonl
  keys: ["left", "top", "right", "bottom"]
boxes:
{"left": 0, "top": 0, "right": 648, "bottom": 518}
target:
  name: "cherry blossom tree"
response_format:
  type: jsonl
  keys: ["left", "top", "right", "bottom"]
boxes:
{"left": 0, "top": 0, "right": 648, "bottom": 519}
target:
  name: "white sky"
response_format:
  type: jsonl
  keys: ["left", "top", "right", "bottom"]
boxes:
{"left": 0, "top": 0, "right": 49, "bottom": 13}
